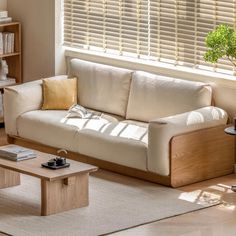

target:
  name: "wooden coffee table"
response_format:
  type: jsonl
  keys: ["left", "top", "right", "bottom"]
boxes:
{"left": 0, "top": 150, "right": 98, "bottom": 216}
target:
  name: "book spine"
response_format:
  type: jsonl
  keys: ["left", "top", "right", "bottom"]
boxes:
{"left": 11, "top": 33, "right": 14, "bottom": 53}
{"left": 0, "top": 91, "right": 3, "bottom": 118}
{"left": 0, "top": 32, "right": 3, "bottom": 54}
{"left": 7, "top": 33, "right": 10, "bottom": 54}
{"left": 3, "top": 32, "right": 7, "bottom": 54}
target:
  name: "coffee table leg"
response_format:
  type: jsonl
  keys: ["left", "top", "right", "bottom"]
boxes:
{"left": 0, "top": 167, "right": 20, "bottom": 189}
{"left": 41, "top": 173, "right": 89, "bottom": 216}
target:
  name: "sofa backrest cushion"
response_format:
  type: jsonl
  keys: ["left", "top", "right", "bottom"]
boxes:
{"left": 69, "top": 59, "right": 133, "bottom": 117}
{"left": 126, "top": 71, "right": 212, "bottom": 122}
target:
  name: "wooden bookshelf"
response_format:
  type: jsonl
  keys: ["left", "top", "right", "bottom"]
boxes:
{"left": 0, "top": 22, "right": 22, "bottom": 84}
{"left": 0, "top": 22, "right": 22, "bottom": 123}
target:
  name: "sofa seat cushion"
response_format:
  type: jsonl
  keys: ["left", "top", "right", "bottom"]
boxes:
{"left": 17, "top": 110, "right": 123, "bottom": 153}
{"left": 76, "top": 121, "right": 148, "bottom": 170}
{"left": 17, "top": 111, "right": 148, "bottom": 171}
{"left": 126, "top": 71, "right": 212, "bottom": 122}
{"left": 68, "top": 59, "right": 132, "bottom": 117}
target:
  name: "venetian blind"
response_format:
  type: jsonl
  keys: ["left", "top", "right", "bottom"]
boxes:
{"left": 64, "top": 0, "right": 236, "bottom": 74}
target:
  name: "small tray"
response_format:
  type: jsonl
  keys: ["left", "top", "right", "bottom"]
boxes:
{"left": 41, "top": 162, "right": 70, "bottom": 170}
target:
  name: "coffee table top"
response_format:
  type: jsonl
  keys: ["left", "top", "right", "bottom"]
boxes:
{"left": 0, "top": 150, "right": 98, "bottom": 181}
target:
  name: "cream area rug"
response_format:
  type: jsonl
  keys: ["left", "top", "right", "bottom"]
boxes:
{"left": 0, "top": 170, "right": 219, "bottom": 236}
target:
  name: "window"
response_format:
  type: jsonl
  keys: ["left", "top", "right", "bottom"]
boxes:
{"left": 63, "top": 0, "right": 236, "bottom": 74}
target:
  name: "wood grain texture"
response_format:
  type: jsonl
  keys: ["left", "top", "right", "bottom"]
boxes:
{"left": 171, "top": 125, "right": 234, "bottom": 187}
{"left": 0, "top": 167, "right": 20, "bottom": 189}
{"left": 0, "top": 149, "right": 97, "bottom": 181}
{"left": 41, "top": 173, "right": 89, "bottom": 216}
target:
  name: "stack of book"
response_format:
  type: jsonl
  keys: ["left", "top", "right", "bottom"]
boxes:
{"left": 0, "top": 145, "right": 37, "bottom": 161}
{"left": 0, "top": 11, "right": 12, "bottom": 24}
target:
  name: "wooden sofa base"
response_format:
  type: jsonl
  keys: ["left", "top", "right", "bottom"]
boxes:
{"left": 170, "top": 125, "right": 234, "bottom": 187}
{"left": 7, "top": 125, "right": 234, "bottom": 187}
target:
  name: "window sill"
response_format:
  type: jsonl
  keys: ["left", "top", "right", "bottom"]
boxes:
{"left": 64, "top": 47, "right": 236, "bottom": 89}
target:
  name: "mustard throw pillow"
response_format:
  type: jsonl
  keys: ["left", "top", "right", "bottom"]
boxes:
{"left": 42, "top": 78, "right": 77, "bottom": 110}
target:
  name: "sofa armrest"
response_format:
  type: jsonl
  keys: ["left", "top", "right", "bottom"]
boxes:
{"left": 148, "top": 106, "right": 228, "bottom": 176}
{"left": 4, "top": 79, "right": 43, "bottom": 136}
{"left": 4, "top": 75, "right": 68, "bottom": 136}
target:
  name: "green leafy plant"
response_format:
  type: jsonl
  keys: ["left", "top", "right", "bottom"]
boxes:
{"left": 204, "top": 24, "right": 236, "bottom": 68}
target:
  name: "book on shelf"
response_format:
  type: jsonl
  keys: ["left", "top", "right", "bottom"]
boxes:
{"left": 0, "top": 17, "right": 12, "bottom": 24}
{"left": 9, "top": 33, "right": 14, "bottom": 52}
{"left": 0, "top": 91, "right": 3, "bottom": 118}
{"left": 0, "top": 11, "right": 8, "bottom": 18}
{"left": 0, "top": 33, "right": 3, "bottom": 54}
{"left": 0, "top": 11, "right": 12, "bottom": 24}
{"left": 0, "top": 32, "right": 14, "bottom": 54}
{"left": 0, "top": 77, "right": 16, "bottom": 87}
{"left": 0, "top": 145, "right": 37, "bottom": 161}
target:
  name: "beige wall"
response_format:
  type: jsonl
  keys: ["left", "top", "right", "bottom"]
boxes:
{"left": 0, "top": 0, "right": 7, "bottom": 10}
{"left": 7, "top": 0, "right": 55, "bottom": 82}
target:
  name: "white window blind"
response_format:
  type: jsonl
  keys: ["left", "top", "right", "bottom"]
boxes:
{"left": 64, "top": 0, "right": 236, "bottom": 74}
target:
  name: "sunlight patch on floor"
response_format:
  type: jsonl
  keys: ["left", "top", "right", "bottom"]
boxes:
{"left": 178, "top": 183, "right": 235, "bottom": 208}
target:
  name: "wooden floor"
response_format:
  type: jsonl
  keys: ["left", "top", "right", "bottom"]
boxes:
{"left": 0, "top": 129, "right": 236, "bottom": 236}
{"left": 111, "top": 174, "right": 236, "bottom": 236}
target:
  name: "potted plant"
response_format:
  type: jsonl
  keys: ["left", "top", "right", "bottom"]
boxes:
{"left": 204, "top": 24, "right": 236, "bottom": 68}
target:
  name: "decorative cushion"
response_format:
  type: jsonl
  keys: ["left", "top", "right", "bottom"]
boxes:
{"left": 68, "top": 59, "right": 132, "bottom": 117}
{"left": 126, "top": 71, "right": 212, "bottom": 122}
{"left": 42, "top": 78, "right": 77, "bottom": 110}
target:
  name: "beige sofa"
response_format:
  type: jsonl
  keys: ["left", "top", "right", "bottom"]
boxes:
{"left": 4, "top": 59, "right": 234, "bottom": 187}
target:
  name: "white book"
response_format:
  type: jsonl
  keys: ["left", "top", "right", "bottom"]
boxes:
{"left": 3, "top": 32, "right": 8, "bottom": 54}
{"left": 0, "top": 145, "right": 36, "bottom": 160}
{"left": 0, "top": 17, "right": 12, "bottom": 24}
{"left": 0, "top": 11, "right": 8, "bottom": 18}
{"left": 10, "top": 33, "right": 14, "bottom": 53}
{"left": 0, "top": 92, "right": 3, "bottom": 118}
{"left": 0, "top": 32, "right": 3, "bottom": 54}
{"left": 7, "top": 33, "right": 12, "bottom": 53}
{"left": 1, "top": 152, "right": 37, "bottom": 161}
{"left": 15, "top": 153, "right": 37, "bottom": 161}
{"left": 7, "top": 33, "right": 10, "bottom": 53}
